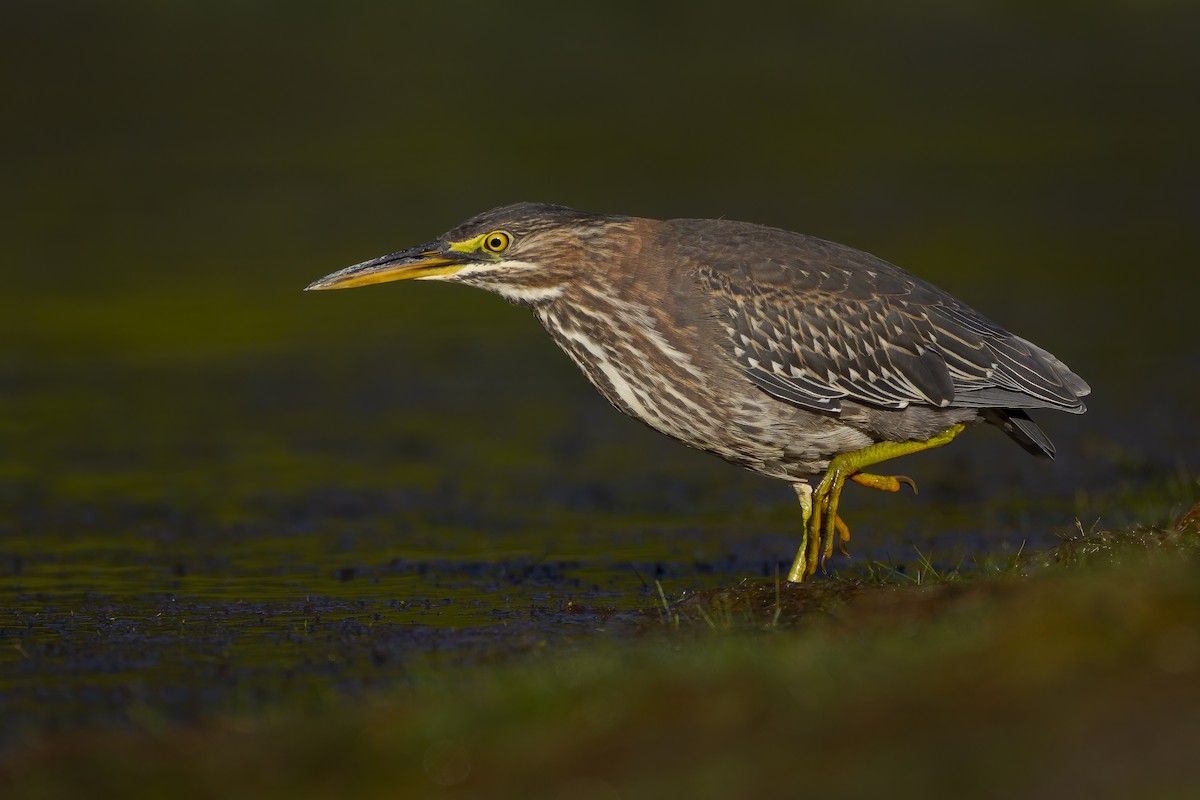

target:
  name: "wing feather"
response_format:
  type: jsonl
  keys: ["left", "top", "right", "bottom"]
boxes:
{"left": 681, "top": 221, "right": 1090, "bottom": 415}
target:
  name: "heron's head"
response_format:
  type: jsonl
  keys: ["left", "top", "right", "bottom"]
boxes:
{"left": 305, "top": 203, "right": 629, "bottom": 305}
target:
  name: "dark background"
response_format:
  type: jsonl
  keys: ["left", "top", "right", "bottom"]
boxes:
{"left": 4, "top": 0, "right": 1198, "bottom": 550}
{"left": 1, "top": 1, "right": 1198, "bottom": 743}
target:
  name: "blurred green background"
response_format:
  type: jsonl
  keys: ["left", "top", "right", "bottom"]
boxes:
{"left": 1, "top": 0, "right": 1198, "bottom": 757}
{"left": 5, "top": 0, "right": 1196, "bottom": 503}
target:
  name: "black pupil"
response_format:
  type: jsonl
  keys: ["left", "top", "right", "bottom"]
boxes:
{"left": 490, "top": 236, "right": 504, "bottom": 249}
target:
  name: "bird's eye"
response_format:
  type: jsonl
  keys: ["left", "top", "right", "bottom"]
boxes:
{"left": 482, "top": 231, "right": 513, "bottom": 253}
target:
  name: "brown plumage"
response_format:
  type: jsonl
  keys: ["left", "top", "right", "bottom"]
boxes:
{"left": 307, "top": 203, "right": 1090, "bottom": 580}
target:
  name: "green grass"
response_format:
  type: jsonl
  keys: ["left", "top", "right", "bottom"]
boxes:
{"left": 4, "top": 514, "right": 1198, "bottom": 800}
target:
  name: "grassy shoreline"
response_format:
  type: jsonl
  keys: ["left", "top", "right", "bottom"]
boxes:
{"left": 3, "top": 512, "right": 1197, "bottom": 799}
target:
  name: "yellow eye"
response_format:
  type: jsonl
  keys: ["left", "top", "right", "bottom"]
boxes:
{"left": 482, "top": 230, "right": 512, "bottom": 253}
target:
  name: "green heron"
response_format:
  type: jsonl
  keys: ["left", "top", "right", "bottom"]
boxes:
{"left": 306, "top": 203, "right": 1089, "bottom": 582}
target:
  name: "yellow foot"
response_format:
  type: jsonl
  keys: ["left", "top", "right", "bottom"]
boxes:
{"left": 786, "top": 482, "right": 852, "bottom": 582}
{"left": 851, "top": 472, "right": 918, "bottom": 494}
{"left": 787, "top": 423, "right": 966, "bottom": 582}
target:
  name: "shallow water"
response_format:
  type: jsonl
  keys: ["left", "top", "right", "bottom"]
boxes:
{"left": 2, "top": 2, "right": 1198, "bottom": 750}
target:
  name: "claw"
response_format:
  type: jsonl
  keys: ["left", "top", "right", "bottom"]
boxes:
{"left": 834, "top": 515, "right": 851, "bottom": 556}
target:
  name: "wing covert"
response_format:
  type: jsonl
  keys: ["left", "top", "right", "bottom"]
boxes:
{"left": 681, "top": 223, "right": 1089, "bottom": 415}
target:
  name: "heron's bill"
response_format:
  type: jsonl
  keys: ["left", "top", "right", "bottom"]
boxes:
{"left": 305, "top": 246, "right": 462, "bottom": 291}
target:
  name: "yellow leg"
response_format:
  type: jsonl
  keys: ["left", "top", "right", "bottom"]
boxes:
{"left": 787, "top": 482, "right": 813, "bottom": 582}
{"left": 793, "top": 423, "right": 966, "bottom": 581}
